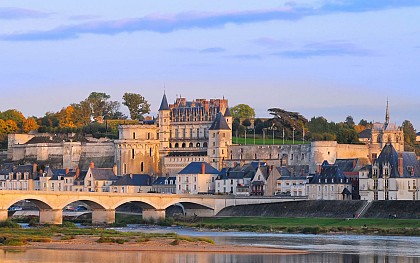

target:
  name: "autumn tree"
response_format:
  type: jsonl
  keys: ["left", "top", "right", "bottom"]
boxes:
{"left": 22, "top": 117, "right": 39, "bottom": 133}
{"left": 0, "top": 109, "right": 26, "bottom": 129}
{"left": 122, "top": 92, "right": 151, "bottom": 120}
{"left": 57, "top": 106, "right": 77, "bottom": 128}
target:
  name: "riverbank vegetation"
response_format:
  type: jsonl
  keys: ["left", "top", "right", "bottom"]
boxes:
{"left": 0, "top": 219, "right": 214, "bottom": 247}
{"left": 178, "top": 217, "right": 420, "bottom": 236}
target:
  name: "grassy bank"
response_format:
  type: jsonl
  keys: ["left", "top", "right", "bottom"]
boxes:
{"left": 0, "top": 220, "right": 213, "bottom": 247}
{"left": 179, "top": 217, "right": 420, "bottom": 236}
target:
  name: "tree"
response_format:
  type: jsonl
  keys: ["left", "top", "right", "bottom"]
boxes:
{"left": 71, "top": 100, "right": 92, "bottom": 126}
{"left": 22, "top": 117, "right": 39, "bottom": 133}
{"left": 230, "top": 104, "right": 256, "bottom": 119}
{"left": 345, "top": 116, "right": 355, "bottom": 128}
{"left": 0, "top": 109, "right": 26, "bottom": 129}
{"left": 57, "top": 106, "right": 77, "bottom": 128}
{"left": 402, "top": 120, "right": 416, "bottom": 145}
{"left": 122, "top": 93, "right": 151, "bottom": 120}
{"left": 87, "top": 92, "right": 111, "bottom": 122}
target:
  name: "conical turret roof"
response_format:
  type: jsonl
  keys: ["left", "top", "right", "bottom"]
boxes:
{"left": 209, "top": 112, "right": 230, "bottom": 130}
{"left": 159, "top": 93, "right": 170, "bottom": 111}
{"left": 224, "top": 107, "right": 232, "bottom": 117}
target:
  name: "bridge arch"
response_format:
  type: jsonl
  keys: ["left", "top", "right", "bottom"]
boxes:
{"left": 57, "top": 197, "right": 108, "bottom": 210}
{"left": 112, "top": 198, "right": 158, "bottom": 211}
{"left": 6, "top": 195, "right": 53, "bottom": 210}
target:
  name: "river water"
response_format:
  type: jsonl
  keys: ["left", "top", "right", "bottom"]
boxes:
{"left": 1, "top": 225, "right": 420, "bottom": 263}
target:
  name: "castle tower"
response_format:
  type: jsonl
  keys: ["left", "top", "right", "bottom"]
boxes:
{"left": 208, "top": 112, "right": 232, "bottom": 170}
{"left": 158, "top": 93, "right": 171, "bottom": 151}
{"left": 224, "top": 107, "right": 233, "bottom": 130}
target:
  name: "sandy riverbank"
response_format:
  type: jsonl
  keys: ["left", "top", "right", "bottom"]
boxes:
{"left": 5, "top": 235, "right": 306, "bottom": 255}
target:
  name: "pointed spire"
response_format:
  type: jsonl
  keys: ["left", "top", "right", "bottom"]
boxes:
{"left": 224, "top": 107, "right": 232, "bottom": 117}
{"left": 385, "top": 98, "right": 390, "bottom": 124}
{"left": 159, "top": 92, "right": 170, "bottom": 111}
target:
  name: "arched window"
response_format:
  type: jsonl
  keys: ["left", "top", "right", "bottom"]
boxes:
{"left": 196, "top": 143, "right": 201, "bottom": 147}
{"left": 189, "top": 142, "right": 193, "bottom": 147}
{"left": 169, "top": 143, "right": 172, "bottom": 148}
{"left": 149, "top": 148, "right": 152, "bottom": 157}
{"left": 203, "top": 142, "right": 208, "bottom": 147}
{"left": 141, "top": 162, "right": 144, "bottom": 172}
{"left": 175, "top": 143, "right": 179, "bottom": 148}
{"left": 182, "top": 143, "right": 186, "bottom": 148}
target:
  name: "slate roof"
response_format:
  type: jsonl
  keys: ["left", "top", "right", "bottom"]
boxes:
{"left": 0, "top": 163, "right": 15, "bottom": 175}
{"left": 308, "top": 161, "right": 350, "bottom": 184}
{"left": 335, "top": 159, "right": 358, "bottom": 173}
{"left": 15, "top": 165, "right": 34, "bottom": 174}
{"left": 224, "top": 107, "right": 232, "bottom": 117}
{"left": 358, "top": 129, "right": 372, "bottom": 139}
{"left": 374, "top": 143, "right": 400, "bottom": 178}
{"left": 178, "top": 162, "right": 219, "bottom": 174}
{"left": 90, "top": 168, "right": 118, "bottom": 181}
{"left": 113, "top": 174, "right": 152, "bottom": 186}
{"left": 209, "top": 112, "right": 230, "bottom": 130}
{"left": 159, "top": 93, "right": 170, "bottom": 111}
{"left": 153, "top": 176, "right": 176, "bottom": 185}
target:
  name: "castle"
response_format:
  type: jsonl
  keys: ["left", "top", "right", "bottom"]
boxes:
{"left": 4, "top": 95, "right": 405, "bottom": 177}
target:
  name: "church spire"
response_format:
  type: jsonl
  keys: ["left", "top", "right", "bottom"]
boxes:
{"left": 385, "top": 98, "right": 390, "bottom": 124}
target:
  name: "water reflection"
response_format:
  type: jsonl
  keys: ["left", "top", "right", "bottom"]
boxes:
{"left": 1, "top": 249, "right": 420, "bottom": 263}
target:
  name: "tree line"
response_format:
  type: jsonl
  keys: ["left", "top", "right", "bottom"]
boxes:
{"left": 0, "top": 92, "right": 150, "bottom": 149}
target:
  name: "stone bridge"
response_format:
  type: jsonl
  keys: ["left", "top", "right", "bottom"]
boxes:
{"left": 0, "top": 191, "right": 295, "bottom": 224}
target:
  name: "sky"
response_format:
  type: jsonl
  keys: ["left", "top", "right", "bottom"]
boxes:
{"left": 1, "top": 1, "right": 419, "bottom": 128}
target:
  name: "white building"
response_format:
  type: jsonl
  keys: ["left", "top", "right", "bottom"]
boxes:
{"left": 359, "top": 143, "right": 420, "bottom": 201}
{"left": 307, "top": 161, "right": 352, "bottom": 200}
{"left": 176, "top": 162, "right": 219, "bottom": 194}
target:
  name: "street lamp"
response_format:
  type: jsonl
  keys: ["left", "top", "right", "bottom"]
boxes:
{"left": 292, "top": 127, "right": 296, "bottom": 144}
{"left": 270, "top": 124, "right": 277, "bottom": 145}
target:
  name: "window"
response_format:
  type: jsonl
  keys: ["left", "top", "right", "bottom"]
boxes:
{"left": 150, "top": 148, "right": 152, "bottom": 156}
{"left": 131, "top": 149, "right": 135, "bottom": 159}
{"left": 147, "top": 132, "right": 150, "bottom": 140}
{"left": 291, "top": 154, "right": 294, "bottom": 160}
{"left": 123, "top": 163, "right": 127, "bottom": 174}
{"left": 133, "top": 132, "right": 136, "bottom": 139}
{"left": 141, "top": 162, "right": 144, "bottom": 172}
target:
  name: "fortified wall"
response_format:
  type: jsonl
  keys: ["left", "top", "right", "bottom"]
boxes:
{"left": 6, "top": 134, "right": 115, "bottom": 170}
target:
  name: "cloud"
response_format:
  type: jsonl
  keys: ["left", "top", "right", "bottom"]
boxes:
{"left": 0, "top": 7, "right": 50, "bottom": 19}
{"left": 1, "top": 1, "right": 419, "bottom": 40}
{"left": 274, "top": 41, "right": 374, "bottom": 58}
{"left": 254, "top": 37, "right": 289, "bottom": 48}
{"left": 199, "top": 47, "right": 225, "bottom": 53}
{"left": 68, "top": 15, "right": 101, "bottom": 21}
{"left": 229, "top": 54, "right": 262, "bottom": 60}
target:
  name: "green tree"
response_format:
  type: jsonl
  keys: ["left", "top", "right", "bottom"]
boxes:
{"left": 122, "top": 93, "right": 151, "bottom": 120}
{"left": 87, "top": 92, "right": 111, "bottom": 122}
{"left": 345, "top": 116, "right": 355, "bottom": 128}
{"left": 230, "top": 104, "right": 256, "bottom": 119}
{"left": 402, "top": 120, "right": 416, "bottom": 145}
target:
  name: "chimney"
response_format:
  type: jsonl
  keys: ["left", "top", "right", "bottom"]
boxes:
{"left": 32, "top": 163, "right": 38, "bottom": 175}
{"left": 201, "top": 162, "right": 205, "bottom": 174}
{"left": 65, "top": 167, "right": 70, "bottom": 174}
{"left": 113, "top": 164, "right": 118, "bottom": 176}
{"left": 75, "top": 167, "right": 80, "bottom": 178}
{"left": 398, "top": 153, "right": 403, "bottom": 177}
{"left": 90, "top": 161, "right": 95, "bottom": 169}
{"left": 317, "top": 164, "right": 322, "bottom": 174}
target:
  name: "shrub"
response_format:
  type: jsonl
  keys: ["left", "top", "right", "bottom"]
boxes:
{"left": 0, "top": 220, "right": 21, "bottom": 229}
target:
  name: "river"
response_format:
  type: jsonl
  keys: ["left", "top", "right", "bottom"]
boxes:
{"left": 1, "top": 225, "right": 420, "bottom": 262}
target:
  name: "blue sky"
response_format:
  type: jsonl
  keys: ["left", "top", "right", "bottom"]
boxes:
{"left": 1, "top": 1, "right": 419, "bottom": 128}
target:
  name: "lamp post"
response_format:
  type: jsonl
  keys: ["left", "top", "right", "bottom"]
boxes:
{"left": 253, "top": 127, "right": 256, "bottom": 145}
{"left": 263, "top": 128, "right": 266, "bottom": 145}
{"left": 292, "top": 127, "right": 296, "bottom": 144}
{"left": 244, "top": 128, "right": 247, "bottom": 145}
{"left": 270, "top": 124, "right": 277, "bottom": 145}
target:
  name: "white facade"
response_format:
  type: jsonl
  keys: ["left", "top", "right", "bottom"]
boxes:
{"left": 307, "top": 182, "right": 351, "bottom": 200}
{"left": 276, "top": 177, "right": 308, "bottom": 197}
{"left": 176, "top": 172, "right": 217, "bottom": 194}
